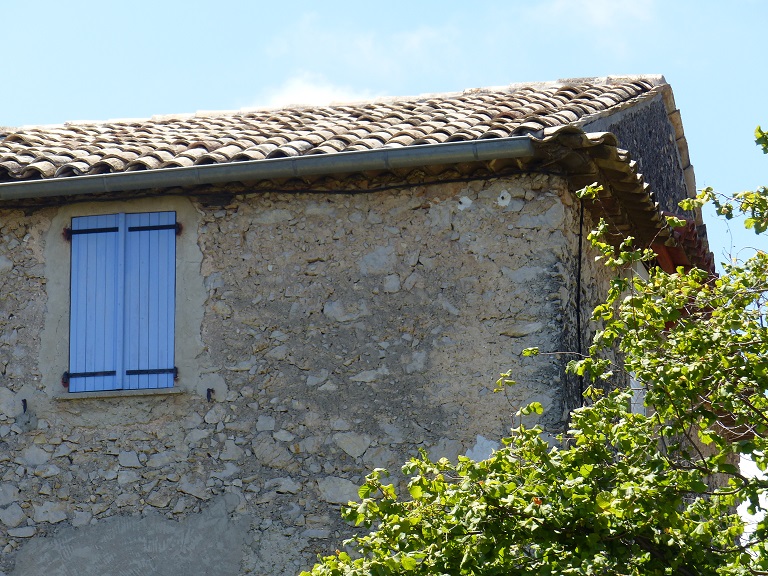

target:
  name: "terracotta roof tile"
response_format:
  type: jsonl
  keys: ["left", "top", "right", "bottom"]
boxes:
{"left": 383, "top": 134, "right": 416, "bottom": 147}
{"left": 0, "top": 76, "right": 664, "bottom": 183}
{"left": 230, "top": 149, "right": 268, "bottom": 162}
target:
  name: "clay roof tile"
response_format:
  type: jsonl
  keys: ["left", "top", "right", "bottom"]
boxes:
{"left": 0, "top": 77, "right": 665, "bottom": 183}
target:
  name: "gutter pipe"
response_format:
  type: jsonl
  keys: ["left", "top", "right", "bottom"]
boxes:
{"left": 0, "top": 136, "right": 536, "bottom": 200}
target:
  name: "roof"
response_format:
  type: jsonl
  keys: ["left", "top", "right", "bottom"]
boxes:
{"left": 0, "top": 75, "right": 713, "bottom": 272}
{"left": 1, "top": 76, "right": 662, "bottom": 182}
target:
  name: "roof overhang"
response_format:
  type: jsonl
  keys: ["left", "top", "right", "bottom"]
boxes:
{"left": 0, "top": 126, "right": 713, "bottom": 273}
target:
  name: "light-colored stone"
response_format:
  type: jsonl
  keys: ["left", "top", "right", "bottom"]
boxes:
{"left": 298, "top": 435, "right": 324, "bottom": 454}
{"left": 71, "top": 510, "right": 93, "bottom": 527}
{"left": 8, "top": 526, "right": 36, "bottom": 538}
{"left": 516, "top": 202, "right": 564, "bottom": 228}
{"left": 115, "top": 492, "right": 140, "bottom": 507}
{"left": 210, "top": 463, "right": 240, "bottom": 479}
{"left": 0, "top": 502, "right": 26, "bottom": 528}
{"left": 306, "top": 370, "right": 329, "bottom": 387}
{"left": 251, "top": 434, "right": 295, "bottom": 471}
{"left": 301, "top": 528, "right": 331, "bottom": 539}
{"left": 184, "top": 429, "right": 212, "bottom": 446}
{"left": 118, "top": 470, "right": 141, "bottom": 485}
{"left": 0, "top": 387, "right": 22, "bottom": 418}
{"left": 53, "top": 443, "right": 75, "bottom": 459}
{"left": 405, "top": 351, "right": 427, "bottom": 374}
{"left": 253, "top": 208, "right": 293, "bottom": 224}
{"left": 226, "top": 357, "right": 257, "bottom": 371}
{"left": 273, "top": 429, "right": 295, "bottom": 442}
{"left": 359, "top": 245, "right": 396, "bottom": 276}
{"left": 331, "top": 418, "right": 351, "bottom": 431}
{"left": 349, "top": 366, "right": 389, "bottom": 383}
{"left": 177, "top": 476, "right": 210, "bottom": 500}
{"left": 403, "top": 271, "right": 420, "bottom": 291}
{"left": 34, "top": 463, "right": 61, "bottom": 478}
{"left": 204, "top": 404, "right": 227, "bottom": 424}
{"left": 501, "top": 265, "right": 541, "bottom": 283}
{"left": 21, "top": 446, "right": 50, "bottom": 466}
{"left": 220, "top": 439, "right": 244, "bottom": 461}
{"left": 333, "top": 432, "right": 371, "bottom": 458}
{"left": 256, "top": 415, "right": 276, "bottom": 431}
{"left": 323, "top": 300, "right": 370, "bottom": 322}
{"left": 500, "top": 322, "right": 543, "bottom": 338}
{"left": 362, "top": 446, "right": 399, "bottom": 470}
{"left": 382, "top": 274, "right": 401, "bottom": 293}
{"left": 118, "top": 451, "right": 142, "bottom": 468}
{"left": 146, "top": 490, "right": 173, "bottom": 508}
{"left": 266, "top": 345, "right": 289, "bottom": 360}
{"left": 33, "top": 501, "right": 68, "bottom": 523}
{"left": 379, "top": 423, "right": 405, "bottom": 444}
{"left": 211, "top": 301, "right": 232, "bottom": 317}
{"left": 264, "top": 477, "right": 301, "bottom": 494}
{"left": 0, "top": 483, "right": 19, "bottom": 507}
{"left": 428, "top": 438, "right": 463, "bottom": 462}
{"left": 0, "top": 254, "right": 12, "bottom": 273}
{"left": 147, "top": 450, "right": 179, "bottom": 468}
{"left": 317, "top": 477, "right": 360, "bottom": 504}
{"left": 465, "top": 435, "right": 500, "bottom": 461}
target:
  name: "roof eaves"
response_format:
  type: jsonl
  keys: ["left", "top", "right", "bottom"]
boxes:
{"left": 0, "top": 136, "right": 538, "bottom": 200}
{"left": 529, "top": 126, "right": 714, "bottom": 274}
{"left": 0, "top": 123, "right": 713, "bottom": 273}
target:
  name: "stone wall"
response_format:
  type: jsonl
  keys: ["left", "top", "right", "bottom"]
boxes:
{"left": 584, "top": 94, "right": 691, "bottom": 215}
{"left": 0, "top": 173, "right": 611, "bottom": 575}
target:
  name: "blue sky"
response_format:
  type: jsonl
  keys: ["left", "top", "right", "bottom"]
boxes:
{"left": 2, "top": 0, "right": 765, "bottom": 262}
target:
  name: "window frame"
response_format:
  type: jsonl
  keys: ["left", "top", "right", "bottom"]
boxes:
{"left": 40, "top": 197, "right": 211, "bottom": 403}
{"left": 64, "top": 210, "right": 179, "bottom": 393}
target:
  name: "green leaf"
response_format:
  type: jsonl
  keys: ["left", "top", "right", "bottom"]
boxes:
{"left": 665, "top": 215, "right": 687, "bottom": 228}
{"left": 519, "top": 401, "right": 544, "bottom": 416}
{"left": 358, "top": 484, "right": 372, "bottom": 499}
{"left": 576, "top": 182, "right": 603, "bottom": 199}
{"left": 756, "top": 125, "right": 768, "bottom": 154}
{"left": 596, "top": 491, "right": 613, "bottom": 511}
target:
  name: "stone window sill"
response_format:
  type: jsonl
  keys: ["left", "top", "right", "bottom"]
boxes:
{"left": 55, "top": 387, "right": 185, "bottom": 401}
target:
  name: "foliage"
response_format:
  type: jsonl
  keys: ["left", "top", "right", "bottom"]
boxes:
{"left": 684, "top": 127, "right": 768, "bottom": 233}
{"left": 302, "top": 134, "right": 768, "bottom": 576}
{"left": 304, "top": 390, "right": 745, "bottom": 576}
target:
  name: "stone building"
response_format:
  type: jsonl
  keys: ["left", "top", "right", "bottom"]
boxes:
{"left": 0, "top": 76, "right": 711, "bottom": 575}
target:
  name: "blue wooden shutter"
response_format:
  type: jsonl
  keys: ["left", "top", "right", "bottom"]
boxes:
{"left": 123, "top": 212, "right": 176, "bottom": 389}
{"left": 68, "top": 211, "right": 176, "bottom": 392}
{"left": 68, "top": 214, "right": 123, "bottom": 392}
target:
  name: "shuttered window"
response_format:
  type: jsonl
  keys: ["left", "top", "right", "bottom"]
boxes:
{"left": 67, "top": 211, "right": 177, "bottom": 392}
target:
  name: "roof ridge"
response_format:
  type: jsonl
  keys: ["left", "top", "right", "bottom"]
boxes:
{"left": 6, "top": 76, "right": 667, "bottom": 131}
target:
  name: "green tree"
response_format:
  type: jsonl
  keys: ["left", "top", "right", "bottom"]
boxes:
{"left": 302, "top": 128, "right": 768, "bottom": 576}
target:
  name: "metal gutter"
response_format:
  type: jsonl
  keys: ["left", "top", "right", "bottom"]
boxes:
{"left": 0, "top": 136, "right": 536, "bottom": 200}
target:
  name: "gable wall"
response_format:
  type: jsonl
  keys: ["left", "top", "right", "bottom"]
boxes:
{"left": 0, "top": 173, "right": 613, "bottom": 575}
{"left": 584, "top": 94, "right": 691, "bottom": 214}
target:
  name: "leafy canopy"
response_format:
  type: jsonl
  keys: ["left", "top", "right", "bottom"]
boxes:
{"left": 302, "top": 127, "right": 768, "bottom": 576}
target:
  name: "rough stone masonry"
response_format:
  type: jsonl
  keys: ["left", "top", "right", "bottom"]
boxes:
{"left": 0, "top": 173, "right": 611, "bottom": 575}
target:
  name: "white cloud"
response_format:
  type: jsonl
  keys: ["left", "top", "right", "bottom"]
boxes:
{"left": 258, "top": 11, "right": 460, "bottom": 95}
{"left": 528, "top": 0, "right": 654, "bottom": 27}
{"left": 519, "top": 0, "right": 657, "bottom": 58}
{"left": 250, "top": 72, "right": 380, "bottom": 109}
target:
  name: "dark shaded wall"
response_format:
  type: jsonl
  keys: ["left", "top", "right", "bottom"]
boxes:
{"left": 585, "top": 97, "right": 690, "bottom": 215}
